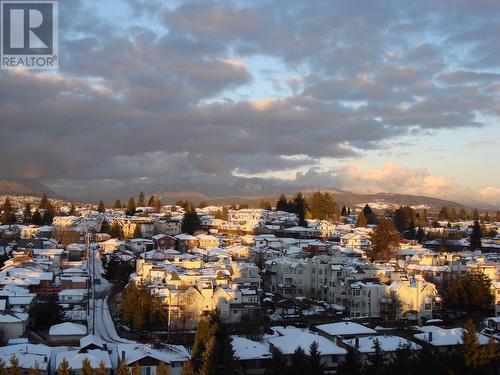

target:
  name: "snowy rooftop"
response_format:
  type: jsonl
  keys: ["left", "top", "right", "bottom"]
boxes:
{"left": 344, "top": 335, "right": 421, "bottom": 353}
{"left": 413, "top": 325, "right": 490, "bottom": 346}
{"left": 316, "top": 322, "right": 377, "bottom": 337}
{"left": 49, "top": 322, "right": 87, "bottom": 336}
{"left": 231, "top": 336, "right": 271, "bottom": 360}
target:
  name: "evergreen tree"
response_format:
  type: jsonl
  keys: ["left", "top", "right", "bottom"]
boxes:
{"left": 126, "top": 198, "right": 136, "bottom": 216}
{"left": 1, "top": 197, "right": 16, "bottom": 225}
{"left": 32, "top": 209, "right": 43, "bottom": 225}
{"left": 132, "top": 363, "right": 141, "bottom": 375}
{"left": 132, "top": 225, "right": 142, "bottom": 239}
{"left": 496, "top": 210, "right": 500, "bottom": 222}
{"left": 96, "top": 361, "right": 107, "bottom": 375}
{"left": 387, "top": 343, "right": 417, "bottom": 374}
{"left": 97, "top": 201, "right": 106, "bottom": 213}
{"left": 115, "top": 361, "right": 131, "bottom": 375}
{"left": 459, "top": 208, "right": 468, "bottom": 220}
{"left": 23, "top": 203, "right": 32, "bottom": 224}
{"left": 137, "top": 191, "right": 146, "bottom": 207}
{"left": 394, "top": 205, "right": 416, "bottom": 234}
{"left": 109, "top": 222, "right": 121, "bottom": 239}
{"left": 293, "top": 192, "right": 307, "bottom": 227}
{"left": 27, "top": 365, "right": 41, "bottom": 375}
{"left": 100, "top": 219, "right": 110, "bottom": 234}
{"left": 81, "top": 359, "right": 93, "bottom": 375}
{"left": 472, "top": 208, "right": 480, "bottom": 220}
{"left": 307, "top": 341, "right": 325, "bottom": 375}
{"left": 68, "top": 203, "right": 76, "bottom": 215}
{"left": 148, "top": 195, "right": 156, "bottom": 207}
{"left": 157, "top": 362, "right": 171, "bottom": 375}
{"left": 42, "top": 201, "right": 56, "bottom": 225}
{"left": 192, "top": 319, "right": 211, "bottom": 371}
{"left": 181, "top": 210, "right": 201, "bottom": 235}
{"left": 364, "top": 339, "right": 386, "bottom": 375}
{"left": 416, "top": 226, "right": 425, "bottom": 243}
{"left": 276, "top": 194, "right": 289, "bottom": 212}
{"left": 443, "top": 273, "right": 493, "bottom": 317}
{"left": 289, "top": 347, "right": 308, "bottom": 375}
{"left": 198, "top": 337, "right": 217, "bottom": 375}
{"left": 8, "top": 356, "right": 21, "bottom": 375}
{"left": 264, "top": 348, "right": 288, "bottom": 375}
{"left": 470, "top": 219, "right": 482, "bottom": 249}
{"left": 113, "top": 199, "right": 123, "bottom": 209}
{"left": 462, "top": 320, "right": 483, "bottom": 369}
{"left": 307, "top": 192, "right": 338, "bottom": 221}
{"left": 368, "top": 218, "right": 400, "bottom": 261}
{"left": 211, "top": 322, "right": 239, "bottom": 375}
{"left": 39, "top": 193, "right": 49, "bottom": 210}
{"left": 355, "top": 212, "right": 368, "bottom": 227}
{"left": 363, "top": 204, "right": 377, "bottom": 224}
{"left": 56, "top": 358, "right": 71, "bottom": 375}
{"left": 180, "top": 362, "right": 194, "bottom": 375}
{"left": 438, "top": 206, "right": 449, "bottom": 220}
{"left": 337, "top": 348, "right": 363, "bottom": 375}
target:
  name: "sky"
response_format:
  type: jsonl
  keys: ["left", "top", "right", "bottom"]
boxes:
{"left": 0, "top": 0, "right": 499, "bottom": 205}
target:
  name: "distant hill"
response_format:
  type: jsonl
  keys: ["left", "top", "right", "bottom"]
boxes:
{"left": 0, "top": 178, "right": 56, "bottom": 197}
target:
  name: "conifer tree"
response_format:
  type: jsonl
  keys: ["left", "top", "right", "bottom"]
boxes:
{"left": 355, "top": 212, "right": 368, "bottom": 227}
{"left": 363, "top": 204, "right": 377, "bottom": 224}
{"left": 157, "top": 362, "right": 171, "bottom": 375}
{"left": 132, "top": 363, "right": 141, "bottom": 375}
{"left": 28, "top": 365, "right": 41, "bottom": 375}
{"left": 289, "top": 347, "right": 308, "bottom": 375}
{"left": 337, "top": 348, "right": 363, "bottom": 375}
{"left": 307, "top": 341, "right": 325, "bottom": 375}
{"left": 114, "top": 199, "right": 123, "bottom": 209}
{"left": 7, "top": 356, "right": 20, "bottom": 375}
{"left": 100, "top": 219, "right": 110, "bottom": 234}
{"left": 276, "top": 194, "right": 289, "bottom": 212}
{"left": 132, "top": 225, "right": 142, "bottom": 238}
{"left": 56, "top": 358, "right": 71, "bottom": 375}
{"left": 148, "top": 195, "right": 156, "bottom": 207}
{"left": 81, "top": 359, "right": 93, "bottom": 375}
{"left": 126, "top": 198, "right": 136, "bottom": 216}
{"left": 39, "top": 193, "right": 49, "bottom": 210}
{"left": 181, "top": 210, "right": 201, "bottom": 235}
{"left": 198, "top": 336, "right": 217, "bottom": 375}
{"left": 32, "top": 209, "right": 43, "bottom": 225}
{"left": 97, "top": 201, "right": 106, "bottom": 213}
{"left": 470, "top": 219, "right": 482, "bottom": 249}
{"left": 365, "top": 339, "right": 385, "bottom": 375}
{"left": 116, "top": 361, "right": 131, "bottom": 375}
{"left": 180, "top": 362, "right": 194, "bottom": 375}
{"left": 68, "top": 203, "right": 76, "bottom": 215}
{"left": 96, "top": 361, "right": 107, "bottom": 375}
{"left": 462, "top": 320, "right": 483, "bottom": 368}
{"left": 23, "top": 202, "right": 32, "bottom": 224}
{"left": 259, "top": 200, "right": 272, "bottom": 210}
{"left": 192, "top": 318, "right": 211, "bottom": 371}
{"left": 1, "top": 197, "right": 16, "bottom": 225}
{"left": 293, "top": 192, "right": 307, "bottom": 227}
{"left": 137, "top": 191, "right": 146, "bottom": 207}
{"left": 110, "top": 222, "right": 121, "bottom": 238}
{"left": 264, "top": 348, "right": 288, "bottom": 375}
{"left": 368, "top": 218, "right": 400, "bottom": 261}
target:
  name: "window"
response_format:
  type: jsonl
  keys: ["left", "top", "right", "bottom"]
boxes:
{"left": 298, "top": 268, "right": 303, "bottom": 274}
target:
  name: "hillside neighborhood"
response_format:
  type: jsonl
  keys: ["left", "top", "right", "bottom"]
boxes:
{"left": 0, "top": 192, "right": 497, "bottom": 374}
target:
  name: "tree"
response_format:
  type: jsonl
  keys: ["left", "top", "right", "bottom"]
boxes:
{"left": 307, "top": 192, "right": 338, "bottom": 221}
{"left": 293, "top": 192, "right": 307, "bottom": 227}
{"left": 416, "top": 226, "right": 425, "bottom": 243}
{"left": 337, "top": 348, "right": 363, "bottom": 375}
{"left": 27, "top": 364, "right": 41, "bottom": 375}
{"left": 180, "top": 362, "right": 194, "bottom": 375}
{"left": 443, "top": 273, "right": 493, "bottom": 318}
{"left": 198, "top": 336, "right": 217, "bottom": 375}
{"left": 307, "top": 341, "right": 325, "bottom": 375}
{"left": 115, "top": 361, "right": 131, "bottom": 375}
{"left": 126, "top": 198, "right": 136, "bottom": 216}
{"left": 39, "top": 193, "right": 49, "bottom": 209}
{"left": 68, "top": 203, "right": 76, "bottom": 216}
{"left": 81, "top": 359, "right": 93, "bottom": 375}
{"left": 30, "top": 298, "right": 60, "bottom": 329}
{"left": 259, "top": 200, "right": 272, "bottom": 210}
{"left": 289, "top": 347, "right": 308, "bottom": 375}
{"left": 462, "top": 320, "right": 484, "bottom": 369}
{"left": 394, "top": 206, "right": 416, "bottom": 234}
{"left": 355, "top": 212, "right": 368, "bottom": 227}
{"left": 97, "top": 201, "right": 106, "bottom": 213}
{"left": 113, "top": 199, "right": 123, "bottom": 209}
{"left": 438, "top": 206, "right": 449, "bottom": 220}
{"left": 265, "top": 348, "right": 288, "bottom": 375}
{"left": 22, "top": 203, "right": 32, "bottom": 224}
{"left": 157, "top": 362, "right": 171, "bottom": 375}
{"left": 341, "top": 206, "right": 348, "bottom": 217}
{"left": 472, "top": 208, "right": 480, "bottom": 220}
{"left": 42, "top": 201, "right": 56, "bottom": 225}
{"left": 96, "top": 361, "right": 108, "bottom": 375}
{"left": 56, "top": 358, "right": 71, "bottom": 375}
{"left": 109, "top": 222, "right": 121, "bottom": 239}
{"left": 148, "top": 195, "right": 156, "bottom": 207}
{"left": 32, "top": 209, "right": 43, "bottom": 225}
{"left": 132, "top": 225, "right": 142, "bottom": 239}
{"left": 182, "top": 210, "right": 201, "bottom": 235}
{"left": 363, "top": 204, "right": 377, "bottom": 224}
{"left": 368, "top": 218, "right": 400, "bottom": 261}
{"left": 470, "top": 219, "right": 482, "bottom": 249}
{"left": 1, "top": 197, "right": 16, "bottom": 225}
{"left": 132, "top": 363, "right": 141, "bottom": 375}
{"left": 191, "top": 318, "right": 211, "bottom": 372}
{"left": 8, "top": 356, "right": 21, "bottom": 375}
{"left": 364, "top": 339, "right": 386, "bottom": 375}
{"left": 100, "top": 219, "right": 110, "bottom": 234}
{"left": 137, "top": 191, "right": 146, "bottom": 207}
{"left": 387, "top": 343, "right": 417, "bottom": 375}
{"left": 276, "top": 194, "right": 290, "bottom": 212}
{"left": 496, "top": 210, "right": 500, "bottom": 222}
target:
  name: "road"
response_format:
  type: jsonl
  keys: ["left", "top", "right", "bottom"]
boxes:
{"left": 88, "top": 244, "right": 134, "bottom": 344}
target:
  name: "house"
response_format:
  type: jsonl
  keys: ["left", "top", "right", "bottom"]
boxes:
{"left": 0, "top": 343, "right": 52, "bottom": 375}
{"left": 413, "top": 325, "right": 490, "bottom": 352}
{"left": 195, "top": 234, "right": 219, "bottom": 249}
{"left": 117, "top": 343, "right": 190, "bottom": 375}
{"left": 231, "top": 336, "right": 271, "bottom": 375}
{"left": 315, "top": 321, "right": 377, "bottom": 340}
{"left": 58, "top": 289, "right": 87, "bottom": 304}
{"left": 264, "top": 326, "right": 346, "bottom": 373}
{"left": 152, "top": 234, "right": 176, "bottom": 250}
{"left": 343, "top": 335, "right": 421, "bottom": 363}
{"left": 49, "top": 322, "right": 87, "bottom": 344}
{"left": 340, "top": 233, "right": 372, "bottom": 250}
{"left": 56, "top": 348, "right": 112, "bottom": 375}
{"left": 0, "top": 311, "right": 28, "bottom": 341}
{"left": 174, "top": 234, "right": 199, "bottom": 253}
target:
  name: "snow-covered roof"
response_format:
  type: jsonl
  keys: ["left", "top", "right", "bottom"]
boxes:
{"left": 80, "top": 335, "right": 104, "bottom": 350}
{"left": 0, "top": 311, "right": 28, "bottom": 323}
{"left": 344, "top": 335, "right": 421, "bottom": 353}
{"left": 0, "top": 343, "right": 51, "bottom": 370}
{"left": 316, "top": 322, "right": 377, "bottom": 337}
{"left": 116, "top": 343, "right": 190, "bottom": 365}
{"left": 49, "top": 322, "right": 87, "bottom": 336}
{"left": 56, "top": 349, "right": 112, "bottom": 369}
{"left": 265, "top": 326, "right": 346, "bottom": 355}
{"left": 413, "top": 326, "right": 490, "bottom": 347}
{"left": 231, "top": 336, "right": 271, "bottom": 360}
{"left": 175, "top": 234, "right": 198, "bottom": 240}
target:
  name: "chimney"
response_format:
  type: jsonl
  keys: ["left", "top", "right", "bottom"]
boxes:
{"left": 121, "top": 351, "right": 126, "bottom": 362}
{"left": 44, "top": 356, "right": 47, "bottom": 363}
{"left": 355, "top": 337, "right": 359, "bottom": 349}
{"left": 428, "top": 332, "right": 433, "bottom": 342}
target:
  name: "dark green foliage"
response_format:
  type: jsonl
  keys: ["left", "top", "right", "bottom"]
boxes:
{"left": 104, "top": 256, "right": 134, "bottom": 287}
{"left": 307, "top": 192, "right": 338, "bottom": 221}
{"left": 137, "top": 191, "right": 146, "bottom": 207}
{"left": 1, "top": 197, "right": 17, "bottom": 225}
{"left": 394, "top": 205, "right": 416, "bottom": 234}
{"left": 290, "top": 347, "right": 308, "bottom": 375}
{"left": 276, "top": 194, "right": 290, "bottom": 212}
{"left": 470, "top": 219, "right": 482, "bottom": 249}
{"left": 42, "top": 201, "right": 56, "bottom": 225}
{"left": 31, "top": 209, "right": 43, "bottom": 225}
{"left": 126, "top": 198, "right": 136, "bottom": 216}
{"left": 22, "top": 203, "right": 32, "bottom": 224}
{"left": 113, "top": 199, "right": 123, "bottom": 209}
{"left": 293, "top": 192, "right": 307, "bottom": 227}
{"left": 30, "top": 298, "right": 60, "bottom": 329}
{"left": 259, "top": 200, "right": 272, "bottom": 210}
{"left": 337, "top": 347, "right": 364, "bottom": 375}
{"left": 97, "top": 201, "right": 106, "bottom": 213}
{"left": 443, "top": 273, "right": 493, "bottom": 318}
{"left": 264, "top": 348, "right": 287, "bottom": 375}
{"left": 307, "top": 341, "right": 325, "bottom": 375}
{"left": 39, "top": 193, "right": 49, "bottom": 209}
{"left": 182, "top": 210, "right": 201, "bottom": 235}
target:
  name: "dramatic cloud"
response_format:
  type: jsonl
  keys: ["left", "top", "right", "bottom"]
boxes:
{"left": 0, "top": 0, "right": 499, "bottom": 203}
